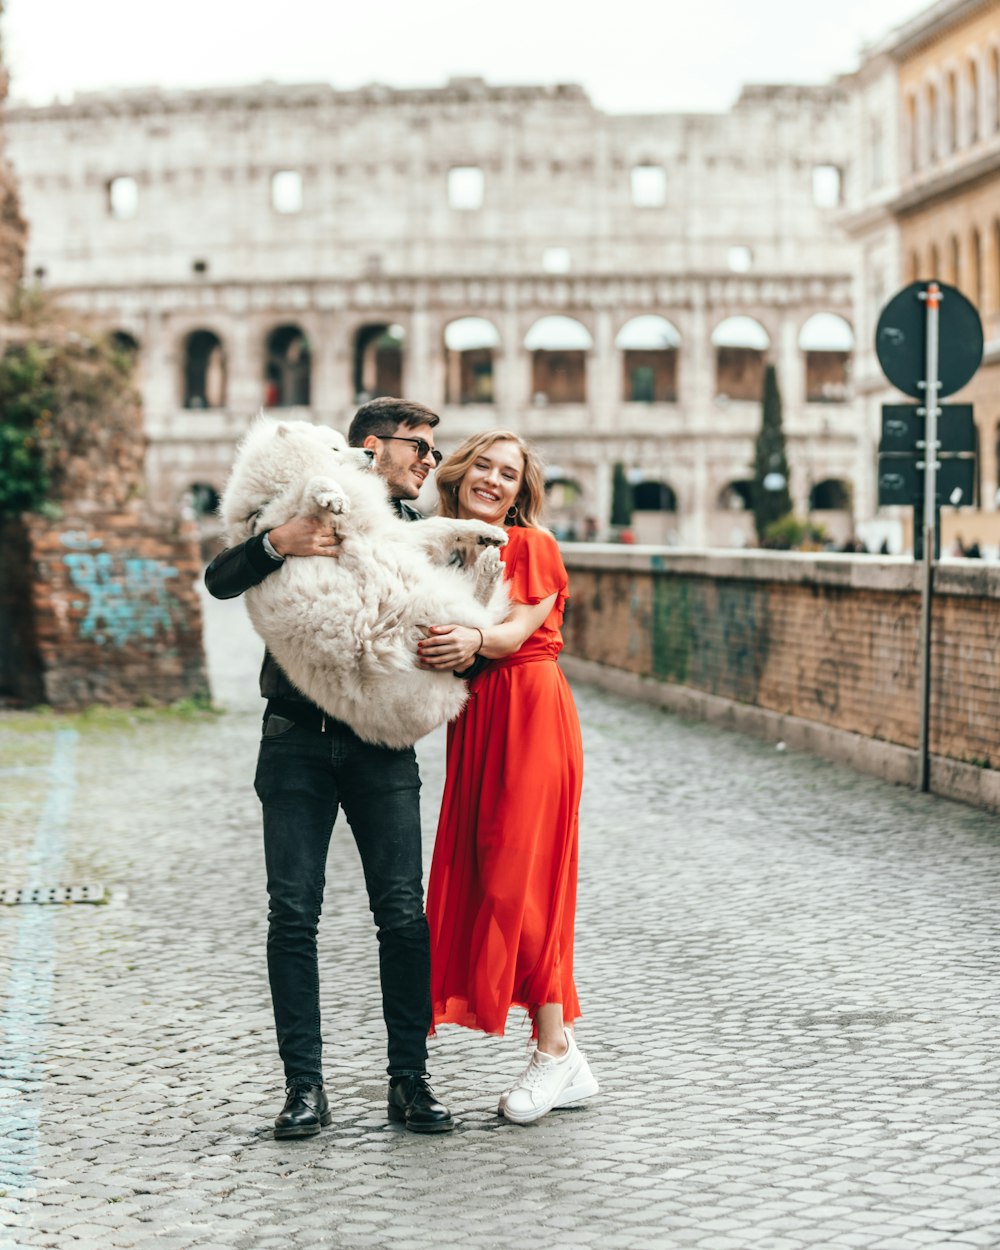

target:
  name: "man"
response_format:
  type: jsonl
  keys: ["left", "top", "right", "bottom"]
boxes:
{"left": 205, "top": 397, "right": 480, "bottom": 1138}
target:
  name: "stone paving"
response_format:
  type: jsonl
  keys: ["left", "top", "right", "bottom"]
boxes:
{"left": 1, "top": 591, "right": 1000, "bottom": 1249}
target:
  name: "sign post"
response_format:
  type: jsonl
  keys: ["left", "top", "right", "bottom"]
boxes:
{"left": 916, "top": 283, "right": 940, "bottom": 793}
{"left": 874, "top": 280, "right": 983, "bottom": 793}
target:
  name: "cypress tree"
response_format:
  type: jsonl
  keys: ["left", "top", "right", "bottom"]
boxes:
{"left": 752, "top": 364, "right": 792, "bottom": 541}
{"left": 610, "top": 461, "right": 633, "bottom": 529}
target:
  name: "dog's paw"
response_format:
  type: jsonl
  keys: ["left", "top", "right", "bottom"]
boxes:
{"left": 314, "top": 487, "right": 350, "bottom": 515}
{"left": 475, "top": 526, "right": 508, "bottom": 548}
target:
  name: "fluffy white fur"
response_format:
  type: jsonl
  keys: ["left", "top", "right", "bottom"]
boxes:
{"left": 219, "top": 416, "right": 509, "bottom": 747}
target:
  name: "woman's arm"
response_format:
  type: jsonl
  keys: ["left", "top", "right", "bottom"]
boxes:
{"left": 417, "top": 594, "right": 557, "bottom": 670}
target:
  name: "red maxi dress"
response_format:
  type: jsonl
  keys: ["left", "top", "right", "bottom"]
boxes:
{"left": 427, "top": 525, "right": 584, "bottom": 1035}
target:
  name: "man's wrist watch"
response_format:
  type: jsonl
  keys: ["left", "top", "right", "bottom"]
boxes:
{"left": 262, "top": 531, "right": 284, "bottom": 562}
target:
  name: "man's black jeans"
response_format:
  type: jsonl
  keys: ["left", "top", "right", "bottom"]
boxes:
{"left": 253, "top": 713, "right": 431, "bottom": 1085}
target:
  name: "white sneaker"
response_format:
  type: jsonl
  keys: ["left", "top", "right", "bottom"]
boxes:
{"left": 499, "top": 1031, "right": 599, "bottom": 1124}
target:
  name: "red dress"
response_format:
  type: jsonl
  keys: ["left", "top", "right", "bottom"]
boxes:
{"left": 427, "top": 525, "right": 584, "bottom": 1035}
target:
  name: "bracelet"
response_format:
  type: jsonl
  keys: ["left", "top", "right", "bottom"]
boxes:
{"left": 472, "top": 627, "right": 484, "bottom": 655}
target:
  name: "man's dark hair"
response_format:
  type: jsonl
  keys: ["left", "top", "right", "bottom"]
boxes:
{"left": 347, "top": 397, "right": 440, "bottom": 447}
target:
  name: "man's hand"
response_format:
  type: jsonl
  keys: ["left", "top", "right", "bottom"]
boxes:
{"left": 268, "top": 516, "right": 342, "bottom": 558}
{"left": 417, "top": 624, "right": 483, "bottom": 671}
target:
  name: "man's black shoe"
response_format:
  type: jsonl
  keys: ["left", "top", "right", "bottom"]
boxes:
{"left": 387, "top": 1074, "right": 454, "bottom": 1134}
{"left": 274, "top": 1084, "right": 332, "bottom": 1139}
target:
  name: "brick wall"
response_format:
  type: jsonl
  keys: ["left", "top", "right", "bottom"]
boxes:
{"left": 560, "top": 547, "right": 1000, "bottom": 810}
{"left": 0, "top": 510, "right": 209, "bottom": 708}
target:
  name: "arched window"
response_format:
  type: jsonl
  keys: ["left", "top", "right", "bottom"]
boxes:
{"left": 616, "top": 315, "right": 681, "bottom": 402}
{"left": 633, "top": 480, "right": 677, "bottom": 512}
{"left": 110, "top": 329, "right": 140, "bottom": 355}
{"left": 265, "top": 324, "right": 311, "bottom": 408}
{"left": 906, "top": 94, "right": 919, "bottom": 172}
{"left": 718, "top": 481, "right": 753, "bottom": 511}
{"left": 810, "top": 480, "right": 852, "bottom": 511}
{"left": 927, "top": 81, "right": 939, "bottom": 162}
{"left": 949, "top": 234, "right": 962, "bottom": 287}
{"left": 968, "top": 57, "right": 981, "bottom": 144}
{"left": 799, "top": 313, "right": 854, "bottom": 403}
{"left": 183, "top": 329, "right": 226, "bottom": 409}
{"left": 524, "top": 316, "right": 592, "bottom": 404}
{"left": 544, "top": 473, "right": 585, "bottom": 539}
{"left": 188, "top": 483, "right": 220, "bottom": 517}
{"left": 712, "top": 316, "right": 770, "bottom": 401}
{"left": 993, "top": 47, "right": 1000, "bottom": 133}
{"left": 444, "top": 317, "right": 500, "bottom": 404}
{"left": 353, "top": 323, "right": 404, "bottom": 402}
{"left": 945, "top": 70, "right": 958, "bottom": 154}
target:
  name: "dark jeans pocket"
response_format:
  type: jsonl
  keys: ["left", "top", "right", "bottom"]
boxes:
{"left": 263, "top": 714, "right": 297, "bottom": 738}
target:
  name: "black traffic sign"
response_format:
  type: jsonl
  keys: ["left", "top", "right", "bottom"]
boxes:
{"left": 875, "top": 282, "right": 983, "bottom": 399}
{"left": 878, "top": 456, "right": 975, "bottom": 508}
{"left": 879, "top": 404, "right": 976, "bottom": 455}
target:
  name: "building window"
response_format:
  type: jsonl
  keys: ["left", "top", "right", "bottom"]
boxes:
{"left": 353, "top": 323, "right": 404, "bottom": 402}
{"left": 192, "top": 259, "right": 208, "bottom": 275}
{"left": 632, "top": 480, "right": 677, "bottom": 512}
{"left": 271, "top": 170, "right": 303, "bottom": 214}
{"left": 809, "top": 480, "right": 851, "bottom": 511}
{"left": 448, "top": 166, "right": 484, "bottom": 210}
{"left": 107, "top": 176, "right": 138, "bottom": 219}
{"left": 968, "top": 58, "right": 981, "bottom": 144}
{"left": 945, "top": 70, "right": 958, "bottom": 153}
{"left": 524, "top": 316, "right": 592, "bottom": 405}
{"left": 630, "top": 164, "right": 667, "bottom": 207}
{"left": 799, "top": 313, "right": 854, "bottom": 403}
{"left": 444, "top": 317, "right": 500, "bottom": 404}
{"left": 712, "top": 316, "right": 770, "bottom": 401}
{"left": 906, "top": 95, "right": 919, "bottom": 172}
{"left": 812, "top": 165, "right": 842, "bottom": 208}
{"left": 616, "top": 315, "right": 681, "bottom": 403}
{"left": 542, "top": 247, "right": 572, "bottom": 274}
{"left": 264, "top": 324, "right": 311, "bottom": 408}
{"left": 927, "top": 82, "right": 939, "bottom": 161}
{"left": 183, "top": 329, "right": 227, "bottom": 409}
{"left": 869, "top": 120, "right": 884, "bottom": 189}
{"left": 727, "top": 246, "right": 753, "bottom": 273}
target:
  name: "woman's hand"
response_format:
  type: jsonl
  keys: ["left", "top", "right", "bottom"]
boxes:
{"left": 268, "top": 516, "right": 342, "bottom": 558}
{"left": 417, "top": 624, "right": 483, "bottom": 671}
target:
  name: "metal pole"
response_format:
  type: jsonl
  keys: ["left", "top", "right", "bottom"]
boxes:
{"left": 917, "top": 282, "right": 941, "bottom": 792}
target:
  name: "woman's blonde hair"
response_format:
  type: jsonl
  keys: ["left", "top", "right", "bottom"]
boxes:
{"left": 436, "top": 430, "right": 546, "bottom": 528}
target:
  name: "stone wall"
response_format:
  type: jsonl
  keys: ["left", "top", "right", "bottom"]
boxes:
{"left": 559, "top": 546, "right": 1000, "bottom": 811}
{"left": 0, "top": 510, "right": 209, "bottom": 709}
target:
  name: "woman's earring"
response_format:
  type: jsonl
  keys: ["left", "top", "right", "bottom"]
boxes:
{"left": 506, "top": 504, "right": 519, "bottom": 522}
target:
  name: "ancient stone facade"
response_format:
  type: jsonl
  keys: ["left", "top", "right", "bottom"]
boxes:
{"left": 6, "top": 77, "right": 863, "bottom": 545}
{"left": 842, "top": 0, "right": 1000, "bottom": 552}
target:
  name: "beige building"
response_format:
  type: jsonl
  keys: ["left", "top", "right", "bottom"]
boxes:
{"left": 843, "top": 0, "right": 1000, "bottom": 552}
{"left": 7, "top": 77, "right": 863, "bottom": 543}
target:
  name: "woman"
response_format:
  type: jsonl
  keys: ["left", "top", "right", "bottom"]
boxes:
{"left": 417, "top": 430, "right": 598, "bottom": 1125}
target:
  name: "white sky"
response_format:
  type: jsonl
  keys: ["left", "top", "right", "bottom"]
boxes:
{"left": 4, "top": 0, "right": 927, "bottom": 114}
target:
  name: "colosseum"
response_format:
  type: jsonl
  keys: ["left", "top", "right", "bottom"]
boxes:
{"left": 6, "top": 76, "right": 862, "bottom": 543}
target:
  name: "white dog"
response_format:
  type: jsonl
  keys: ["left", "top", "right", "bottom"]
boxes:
{"left": 219, "top": 416, "right": 509, "bottom": 747}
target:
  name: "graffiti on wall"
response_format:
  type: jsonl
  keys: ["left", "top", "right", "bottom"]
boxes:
{"left": 60, "top": 532, "right": 183, "bottom": 648}
{"left": 652, "top": 575, "right": 770, "bottom": 702}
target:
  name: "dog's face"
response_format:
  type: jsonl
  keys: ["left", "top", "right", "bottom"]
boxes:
{"left": 275, "top": 420, "right": 374, "bottom": 472}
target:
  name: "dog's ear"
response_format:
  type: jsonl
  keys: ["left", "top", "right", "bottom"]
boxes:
{"left": 276, "top": 423, "right": 290, "bottom": 437}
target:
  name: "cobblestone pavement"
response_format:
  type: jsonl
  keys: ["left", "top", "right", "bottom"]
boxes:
{"left": 2, "top": 591, "right": 1000, "bottom": 1250}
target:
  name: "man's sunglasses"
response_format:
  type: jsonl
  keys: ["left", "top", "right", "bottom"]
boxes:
{"left": 377, "top": 435, "right": 443, "bottom": 466}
